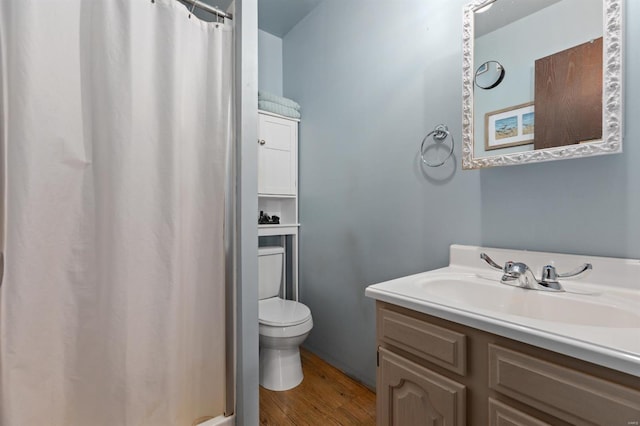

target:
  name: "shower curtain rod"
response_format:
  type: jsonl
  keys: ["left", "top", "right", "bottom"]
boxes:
{"left": 178, "top": 0, "right": 233, "bottom": 20}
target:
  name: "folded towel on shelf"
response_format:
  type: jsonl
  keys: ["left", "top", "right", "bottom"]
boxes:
{"left": 258, "top": 90, "right": 301, "bottom": 111}
{"left": 258, "top": 100, "right": 301, "bottom": 119}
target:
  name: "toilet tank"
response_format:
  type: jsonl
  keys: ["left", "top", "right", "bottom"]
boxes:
{"left": 258, "top": 246, "right": 285, "bottom": 300}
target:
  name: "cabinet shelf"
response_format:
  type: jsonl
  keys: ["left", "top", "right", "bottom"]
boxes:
{"left": 258, "top": 197, "right": 296, "bottom": 225}
{"left": 258, "top": 194, "right": 297, "bottom": 199}
{"left": 258, "top": 224, "right": 299, "bottom": 237}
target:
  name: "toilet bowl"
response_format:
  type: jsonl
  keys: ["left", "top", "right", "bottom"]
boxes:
{"left": 258, "top": 247, "right": 313, "bottom": 391}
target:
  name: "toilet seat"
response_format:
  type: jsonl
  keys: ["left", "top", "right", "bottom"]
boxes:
{"left": 259, "top": 316, "right": 313, "bottom": 339}
{"left": 259, "top": 297, "right": 311, "bottom": 326}
{"left": 259, "top": 297, "right": 313, "bottom": 339}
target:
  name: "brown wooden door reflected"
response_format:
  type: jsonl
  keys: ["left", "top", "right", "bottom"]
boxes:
{"left": 534, "top": 37, "right": 603, "bottom": 150}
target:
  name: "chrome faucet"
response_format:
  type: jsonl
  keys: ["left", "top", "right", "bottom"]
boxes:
{"left": 480, "top": 253, "right": 592, "bottom": 292}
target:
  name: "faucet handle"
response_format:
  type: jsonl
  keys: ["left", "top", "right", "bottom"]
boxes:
{"left": 480, "top": 253, "right": 504, "bottom": 271}
{"left": 553, "top": 263, "right": 593, "bottom": 278}
{"left": 541, "top": 263, "right": 592, "bottom": 283}
{"left": 480, "top": 253, "right": 524, "bottom": 274}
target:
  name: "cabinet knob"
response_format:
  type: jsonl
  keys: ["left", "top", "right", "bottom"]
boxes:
{"left": 258, "top": 139, "right": 266, "bottom": 145}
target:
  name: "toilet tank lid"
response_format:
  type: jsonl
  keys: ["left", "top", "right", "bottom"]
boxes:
{"left": 259, "top": 298, "right": 311, "bottom": 326}
{"left": 259, "top": 246, "right": 285, "bottom": 256}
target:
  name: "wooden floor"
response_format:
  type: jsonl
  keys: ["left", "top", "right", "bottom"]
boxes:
{"left": 260, "top": 348, "right": 376, "bottom": 425}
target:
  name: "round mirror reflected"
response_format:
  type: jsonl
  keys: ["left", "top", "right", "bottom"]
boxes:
{"left": 475, "top": 60, "right": 505, "bottom": 89}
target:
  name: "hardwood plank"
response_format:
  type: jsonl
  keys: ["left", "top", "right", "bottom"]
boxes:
{"left": 259, "top": 389, "right": 296, "bottom": 426}
{"left": 260, "top": 348, "right": 376, "bottom": 425}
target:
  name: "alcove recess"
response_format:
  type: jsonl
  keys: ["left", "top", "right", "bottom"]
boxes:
{"left": 258, "top": 110, "right": 300, "bottom": 298}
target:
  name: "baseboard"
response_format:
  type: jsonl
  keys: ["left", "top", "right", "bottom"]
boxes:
{"left": 194, "top": 414, "right": 235, "bottom": 426}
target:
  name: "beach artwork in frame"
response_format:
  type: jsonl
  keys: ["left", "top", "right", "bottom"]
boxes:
{"left": 485, "top": 102, "right": 535, "bottom": 151}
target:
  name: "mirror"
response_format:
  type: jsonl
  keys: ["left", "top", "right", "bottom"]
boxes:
{"left": 462, "top": 0, "right": 623, "bottom": 169}
{"left": 475, "top": 60, "right": 505, "bottom": 89}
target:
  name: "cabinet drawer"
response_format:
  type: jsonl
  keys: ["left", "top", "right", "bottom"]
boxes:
{"left": 488, "top": 398, "right": 551, "bottom": 426}
{"left": 489, "top": 344, "right": 640, "bottom": 425}
{"left": 378, "top": 347, "right": 466, "bottom": 426}
{"left": 379, "top": 308, "right": 466, "bottom": 375}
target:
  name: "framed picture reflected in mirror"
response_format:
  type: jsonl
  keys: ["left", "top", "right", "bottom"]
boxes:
{"left": 484, "top": 102, "right": 534, "bottom": 151}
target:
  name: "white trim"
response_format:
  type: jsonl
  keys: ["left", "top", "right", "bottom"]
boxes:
{"left": 258, "top": 109, "right": 301, "bottom": 122}
{"left": 198, "top": 414, "right": 235, "bottom": 426}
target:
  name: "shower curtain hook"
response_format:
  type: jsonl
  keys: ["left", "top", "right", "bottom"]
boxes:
{"left": 188, "top": 1, "right": 197, "bottom": 19}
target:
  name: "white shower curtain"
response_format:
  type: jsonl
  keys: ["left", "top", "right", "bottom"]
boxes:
{"left": 0, "top": 1, "right": 233, "bottom": 425}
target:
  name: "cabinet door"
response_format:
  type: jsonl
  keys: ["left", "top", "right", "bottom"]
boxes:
{"left": 258, "top": 113, "right": 297, "bottom": 195}
{"left": 378, "top": 347, "right": 466, "bottom": 426}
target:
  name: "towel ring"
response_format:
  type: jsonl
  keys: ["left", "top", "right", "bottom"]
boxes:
{"left": 420, "top": 124, "right": 454, "bottom": 167}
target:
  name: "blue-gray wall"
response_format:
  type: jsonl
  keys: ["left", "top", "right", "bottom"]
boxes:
{"left": 258, "top": 29, "right": 283, "bottom": 95}
{"left": 282, "top": 0, "right": 639, "bottom": 388}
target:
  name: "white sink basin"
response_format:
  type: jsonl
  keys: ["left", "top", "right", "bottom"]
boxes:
{"left": 414, "top": 274, "right": 640, "bottom": 328}
{"left": 365, "top": 245, "right": 640, "bottom": 377}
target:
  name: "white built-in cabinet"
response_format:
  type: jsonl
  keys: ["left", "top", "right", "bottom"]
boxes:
{"left": 258, "top": 111, "right": 300, "bottom": 300}
{"left": 258, "top": 112, "right": 297, "bottom": 195}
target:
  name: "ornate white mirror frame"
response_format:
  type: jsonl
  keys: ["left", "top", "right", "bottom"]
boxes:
{"left": 462, "top": 0, "right": 624, "bottom": 170}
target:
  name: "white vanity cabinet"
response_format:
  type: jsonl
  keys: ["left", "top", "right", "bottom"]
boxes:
{"left": 257, "top": 110, "right": 300, "bottom": 299}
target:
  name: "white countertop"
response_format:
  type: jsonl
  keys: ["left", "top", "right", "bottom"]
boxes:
{"left": 365, "top": 245, "right": 640, "bottom": 377}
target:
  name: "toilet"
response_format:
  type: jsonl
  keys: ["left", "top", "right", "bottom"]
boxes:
{"left": 258, "top": 246, "right": 313, "bottom": 391}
